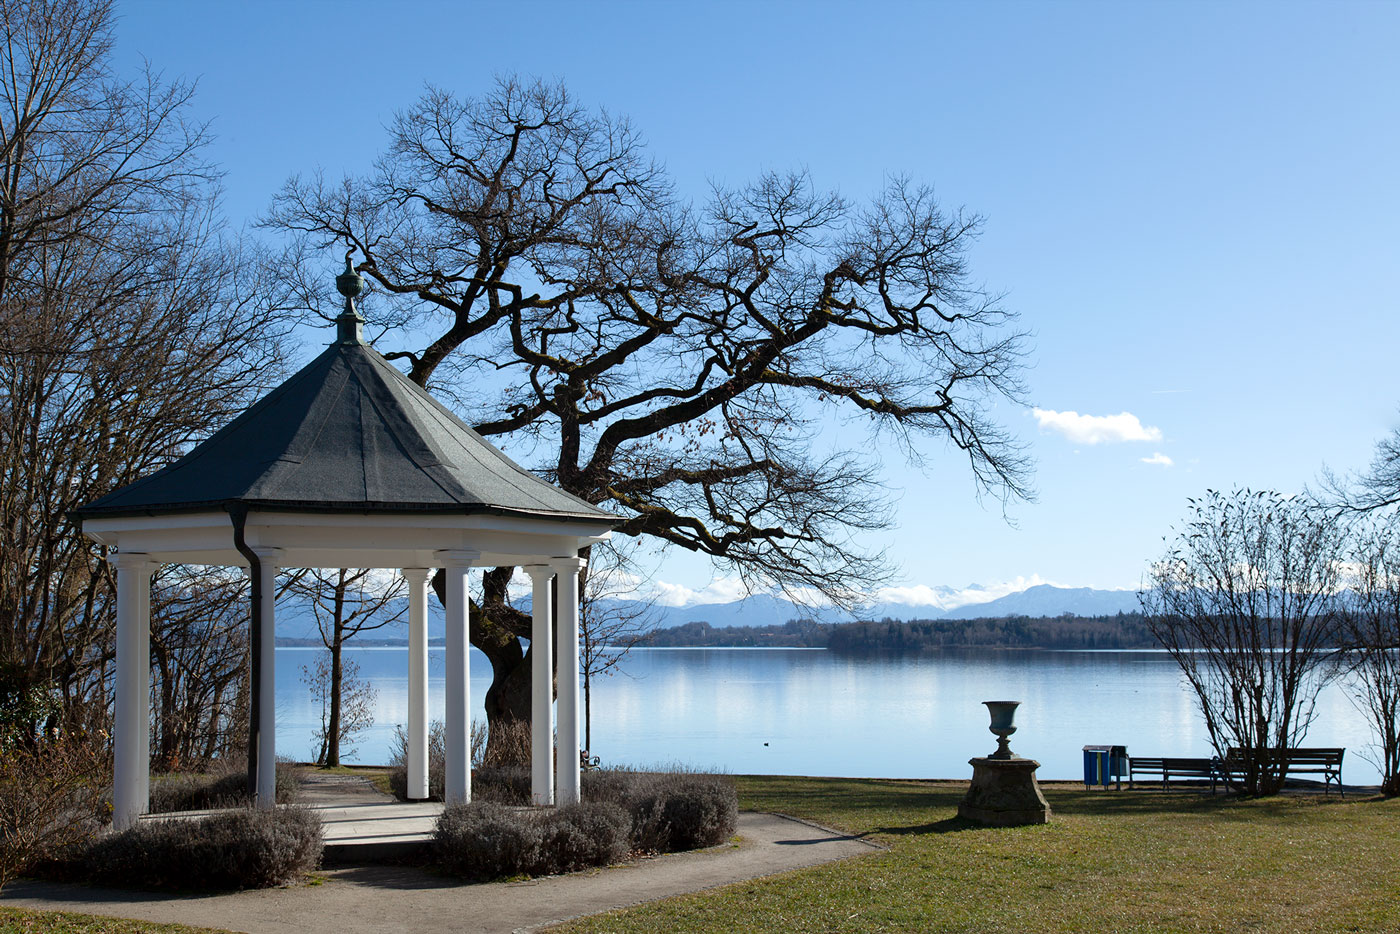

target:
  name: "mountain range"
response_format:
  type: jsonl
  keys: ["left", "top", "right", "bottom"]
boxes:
{"left": 271, "top": 582, "right": 1141, "bottom": 644}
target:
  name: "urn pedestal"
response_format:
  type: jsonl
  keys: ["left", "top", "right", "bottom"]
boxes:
{"left": 957, "top": 699, "right": 1052, "bottom": 826}
{"left": 958, "top": 756, "right": 1052, "bottom": 826}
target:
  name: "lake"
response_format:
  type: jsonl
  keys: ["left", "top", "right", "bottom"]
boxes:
{"left": 274, "top": 645, "right": 1384, "bottom": 785}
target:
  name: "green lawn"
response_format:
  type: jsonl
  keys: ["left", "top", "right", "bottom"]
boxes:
{"left": 552, "top": 776, "right": 1400, "bottom": 934}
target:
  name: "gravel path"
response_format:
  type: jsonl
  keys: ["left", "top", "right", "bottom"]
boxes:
{"left": 5, "top": 774, "right": 881, "bottom": 933}
{"left": 2, "top": 811, "right": 880, "bottom": 934}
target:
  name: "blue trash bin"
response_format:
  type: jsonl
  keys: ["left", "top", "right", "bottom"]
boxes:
{"left": 1084, "top": 745, "right": 1128, "bottom": 789}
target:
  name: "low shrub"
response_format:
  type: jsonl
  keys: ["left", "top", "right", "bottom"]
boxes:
{"left": 587, "top": 771, "right": 738, "bottom": 853}
{"left": 473, "top": 766, "right": 531, "bottom": 805}
{"left": 434, "top": 802, "right": 542, "bottom": 880}
{"left": 433, "top": 800, "right": 630, "bottom": 881}
{"left": 78, "top": 807, "right": 322, "bottom": 891}
{"left": 543, "top": 802, "right": 631, "bottom": 872}
{"left": 148, "top": 758, "right": 299, "bottom": 813}
{"left": 0, "top": 735, "right": 109, "bottom": 890}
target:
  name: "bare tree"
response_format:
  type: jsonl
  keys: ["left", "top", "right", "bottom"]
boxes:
{"left": 285, "top": 568, "right": 405, "bottom": 767}
{"left": 301, "top": 652, "right": 377, "bottom": 767}
{"left": 1141, "top": 489, "right": 1344, "bottom": 795}
{"left": 1337, "top": 517, "right": 1400, "bottom": 794}
{"left": 264, "top": 77, "right": 1032, "bottom": 756}
{"left": 148, "top": 566, "right": 251, "bottom": 770}
{"left": 0, "top": 0, "right": 288, "bottom": 743}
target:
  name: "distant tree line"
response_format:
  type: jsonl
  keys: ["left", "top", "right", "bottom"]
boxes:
{"left": 638, "top": 613, "right": 1157, "bottom": 651}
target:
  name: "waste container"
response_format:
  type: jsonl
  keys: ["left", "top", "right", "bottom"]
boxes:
{"left": 1083, "top": 744, "right": 1128, "bottom": 789}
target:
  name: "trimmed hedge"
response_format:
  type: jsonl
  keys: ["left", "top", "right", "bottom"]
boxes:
{"left": 78, "top": 807, "right": 322, "bottom": 891}
{"left": 433, "top": 770, "right": 737, "bottom": 881}
{"left": 434, "top": 801, "right": 629, "bottom": 880}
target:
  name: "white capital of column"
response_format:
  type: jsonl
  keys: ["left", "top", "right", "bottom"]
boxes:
{"left": 402, "top": 568, "right": 432, "bottom": 801}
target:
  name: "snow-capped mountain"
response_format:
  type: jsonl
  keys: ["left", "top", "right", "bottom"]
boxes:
{"left": 271, "top": 579, "right": 1143, "bottom": 644}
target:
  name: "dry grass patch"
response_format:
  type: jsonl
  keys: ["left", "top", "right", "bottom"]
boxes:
{"left": 550, "top": 776, "right": 1400, "bottom": 934}
{"left": 0, "top": 907, "right": 234, "bottom": 933}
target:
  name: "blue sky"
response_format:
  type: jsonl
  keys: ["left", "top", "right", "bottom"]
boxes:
{"left": 113, "top": 0, "right": 1400, "bottom": 600}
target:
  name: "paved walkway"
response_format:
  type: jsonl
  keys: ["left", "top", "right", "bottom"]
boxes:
{"left": 2, "top": 773, "right": 883, "bottom": 933}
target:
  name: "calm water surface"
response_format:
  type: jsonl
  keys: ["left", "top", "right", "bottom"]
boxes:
{"left": 274, "top": 646, "right": 1382, "bottom": 785}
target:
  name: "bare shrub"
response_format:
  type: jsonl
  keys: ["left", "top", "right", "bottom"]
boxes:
{"left": 0, "top": 735, "right": 109, "bottom": 889}
{"left": 473, "top": 766, "right": 531, "bottom": 805}
{"left": 483, "top": 718, "right": 532, "bottom": 767}
{"left": 1142, "top": 489, "right": 1344, "bottom": 795}
{"left": 148, "top": 759, "right": 298, "bottom": 814}
{"left": 79, "top": 807, "right": 322, "bottom": 891}
{"left": 1340, "top": 516, "right": 1400, "bottom": 795}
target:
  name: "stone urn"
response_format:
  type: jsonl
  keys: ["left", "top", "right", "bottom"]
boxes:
{"left": 958, "top": 699, "right": 1051, "bottom": 827}
{"left": 983, "top": 700, "right": 1019, "bottom": 759}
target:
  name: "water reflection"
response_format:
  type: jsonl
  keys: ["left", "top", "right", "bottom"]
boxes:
{"left": 274, "top": 646, "right": 1381, "bottom": 785}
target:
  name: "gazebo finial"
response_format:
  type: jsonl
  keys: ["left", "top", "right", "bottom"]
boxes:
{"left": 334, "top": 251, "right": 366, "bottom": 345}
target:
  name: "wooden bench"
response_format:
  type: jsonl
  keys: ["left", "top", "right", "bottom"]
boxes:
{"left": 1128, "top": 756, "right": 1221, "bottom": 793}
{"left": 1222, "top": 747, "right": 1345, "bottom": 795}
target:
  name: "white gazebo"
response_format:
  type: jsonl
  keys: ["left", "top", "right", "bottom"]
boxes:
{"left": 73, "top": 259, "right": 616, "bottom": 830}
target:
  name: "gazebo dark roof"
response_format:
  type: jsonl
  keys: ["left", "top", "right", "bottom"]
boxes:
{"left": 75, "top": 261, "right": 614, "bottom": 526}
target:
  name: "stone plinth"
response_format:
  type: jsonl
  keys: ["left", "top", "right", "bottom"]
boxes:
{"left": 958, "top": 756, "right": 1052, "bottom": 827}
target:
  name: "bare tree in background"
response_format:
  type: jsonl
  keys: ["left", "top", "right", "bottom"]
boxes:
{"left": 286, "top": 569, "right": 406, "bottom": 767}
{"left": 265, "top": 77, "right": 1032, "bottom": 758}
{"left": 1339, "top": 517, "right": 1400, "bottom": 795}
{"left": 578, "top": 543, "right": 659, "bottom": 755}
{"left": 1141, "top": 489, "right": 1344, "bottom": 795}
{"left": 0, "top": 0, "right": 289, "bottom": 742}
{"left": 148, "top": 566, "right": 251, "bottom": 770}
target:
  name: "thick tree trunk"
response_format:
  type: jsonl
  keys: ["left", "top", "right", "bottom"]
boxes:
{"left": 432, "top": 566, "right": 534, "bottom": 765}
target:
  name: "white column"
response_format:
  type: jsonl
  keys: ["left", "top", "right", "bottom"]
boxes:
{"left": 524, "top": 566, "right": 555, "bottom": 806}
{"left": 437, "top": 550, "right": 478, "bottom": 805}
{"left": 136, "top": 561, "right": 153, "bottom": 813}
{"left": 402, "top": 568, "right": 432, "bottom": 800}
{"left": 112, "top": 553, "right": 154, "bottom": 831}
{"left": 254, "top": 549, "right": 280, "bottom": 808}
{"left": 553, "top": 557, "right": 585, "bottom": 806}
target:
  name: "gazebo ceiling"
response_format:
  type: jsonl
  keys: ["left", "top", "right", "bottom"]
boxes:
{"left": 73, "top": 257, "right": 615, "bottom": 567}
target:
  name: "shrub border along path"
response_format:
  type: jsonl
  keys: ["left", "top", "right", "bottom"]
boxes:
{"left": 0, "top": 811, "right": 879, "bottom": 933}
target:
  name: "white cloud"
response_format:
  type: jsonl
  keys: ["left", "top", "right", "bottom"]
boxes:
{"left": 1140, "top": 452, "right": 1174, "bottom": 467}
{"left": 873, "top": 575, "right": 1067, "bottom": 611}
{"left": 649, "top": 576, "right": 754, "bottom": 607}
{"left": 1032, "top": 408, "right": 1163, "bottom": 445}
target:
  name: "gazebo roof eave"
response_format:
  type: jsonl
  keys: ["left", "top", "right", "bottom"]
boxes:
{"left": 70, "top": 497, "right": 621, "bottom": 528}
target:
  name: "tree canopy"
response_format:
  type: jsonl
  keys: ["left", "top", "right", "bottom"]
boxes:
{"left": 265, "top": 76, "right": 1035, "bottom": 741}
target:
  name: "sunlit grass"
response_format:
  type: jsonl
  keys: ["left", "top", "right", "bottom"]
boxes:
{"left": 552, "top": 776, "right": 1400, "bottom": 933}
